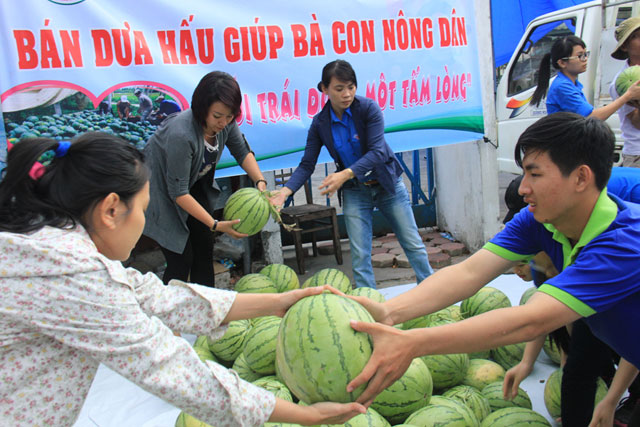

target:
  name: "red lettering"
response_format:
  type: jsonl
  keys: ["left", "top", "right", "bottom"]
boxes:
{"left": 13, "top": 30, "right": 38, "bottom": 69}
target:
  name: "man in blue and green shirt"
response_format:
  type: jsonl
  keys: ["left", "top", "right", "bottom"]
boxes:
{"left": 342, "top": 113, "right": 640, "bottom": 417}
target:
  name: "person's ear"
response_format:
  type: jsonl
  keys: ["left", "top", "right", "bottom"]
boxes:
{"left": 320, "top": 84, "right": 328, "bottom": 95}
{"left": 573, "top": 165, "right": 593, "bottom": 192}
{"left": 93, "top": 192, "right": 123, "bottom": 230}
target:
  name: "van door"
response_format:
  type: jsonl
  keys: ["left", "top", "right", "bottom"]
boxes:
{"left": 495, "top": 9, "right": 586, "bottom": 173}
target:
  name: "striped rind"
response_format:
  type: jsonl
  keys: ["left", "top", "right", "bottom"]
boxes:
{"left": 207, "top": 319, "right": 251, "bottom": 361}
{"left": 260, "top": 264, "right": 300, "bottom": 293}
{"left": 480, "top": 407, "right": 551, "bottom": 427}
{"left": 519, "top": 286, "right": 537, "bottom": 305}
{"left": 275, "top": 293, "right": 374, "bottom": 403}
{"left": 223, "top": 187, "right": 270, "bottom": 235}
{"left": 481, "top": 381, "right": 532, "bottom": 411}
{"left": 234, "top": 273, "right": 278, "bottom": 294}
{"left": 347, "top": 287, "right": 386, "bottom": 303}
{"left": 243, "top": 316, "right": 282, "bottom": 374}
{"left": 231, "top": 353, "right": 263, "bottom": 382}
{"left": 443, "top": 385, "right": 492, "bottom": 422}
{"left": 490, "top": 341, "right": 526, "bottom": 370}
{"left": 303, "top": 268, "right": 352, "bottom": 293}
{"left": 543, "top": 368, "right": 608, "bottom": 419}
{"left": 406, "top": 395, "right": 480, "bottom": 427}
{"left": 370, "top": 358, "right": 433, "bottom": 424}
{"left": 340, "top": 406, "right": 390, "bottom": 427}
{"left": 252, "top": 376, "right": 293, "bottom": 402}
{"left": 421, "top": 352, "right": 469, "bottom": 390}
{"left": 460, "top": 286, "right": 511, "bottom": 318}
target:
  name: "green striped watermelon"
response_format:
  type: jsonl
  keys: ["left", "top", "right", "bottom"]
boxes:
{"left": 193, "top": 335, "right": 209, "bottom": 349}
{"left": 480, "top": 407, "right": 551, "bottom": 426}
{"left": 234, "top": 273, "right": 278, "bottom": 293}
{"left": 405, "top": 395, "right": 480, "bottom": 426}
{"left": 401, "top": 314, "right": 431, "bottom": 330}
{"left": 223, "top": 187, "right": 271, "bottom": 235}
{"left": 371, "top": 358, "right": 433, "bottom": 424}
{"left": 544, "top": 368, "right": 608, "bottom": 419}
{"left": 207, "top": 319, "right": 251, "bottom": 362}
{"left": 460, "top": 286, "right": 511, "bottom": 318}
{"left": 231, "top": 352, "right": 263, "bottom": 382}
{"left": 421, "top": 351, "right": 469, "bottom": 391}
{"left": 260, "top": 263, "right": 300, "bottom": 292}
{"left": 243, "top": 316, "right": 281, "bottom": 374}
{"left": 327, "top": 406, "right": 390, "bottom": 427}
{"left": 275, "top": 293, "right": 374, "bottom": 403}
{"left": 519, "top": 286, "right": 537, "bottom": 305}
{"left": 481, "top": 381, "right": 532, "bottom": 411}
{"left": 468, "top": 349, "right": 492, "bottom": 360}
{"left": 193, "top": 344, "right": 217, "bottom": 363}
{"left": 443, "top": 385, "right": 492, "bottom": 422}
{"left": 348, "top": 286, "right": 386, "bottom": 303}
{"left": 542, "top": 335, "right": 562, "bottom": 365}
{"left": 253, "top": 375, "right": 293, "bottom": 401}
{"left": 428, "top": 305, "right": 463, "bottom": 323}
{"left": 302, "top": 268, "right": 352, "bottom": 293}
{"left": 490, "top": 341, "right": 526, "bottom": 370}
{"left": 463, "top": 359, "right": 506, "bottom": 391}
{"left": 174, "top": 411, "right": 211, "bottom": 427}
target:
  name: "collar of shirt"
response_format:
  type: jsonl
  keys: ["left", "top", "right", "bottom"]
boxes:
{"left": 556, "top": 71, "right": 584, "bottom": 90}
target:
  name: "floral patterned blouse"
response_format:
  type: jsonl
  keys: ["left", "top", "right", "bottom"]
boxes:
{"left": 0, "top": 226, "right": 276, "bottom": 426}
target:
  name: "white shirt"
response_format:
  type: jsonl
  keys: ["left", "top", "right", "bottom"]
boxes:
{"left": 609, "top": 61, "right": 640, "bottom": 155}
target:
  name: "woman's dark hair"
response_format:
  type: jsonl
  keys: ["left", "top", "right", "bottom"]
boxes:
{"left": 530, "top": 35, "right": 586, "bottom": 107}
{"left": 191, "top": 71, "right": 242, "bottom": 127}
{"left": 317, "top": 59, "right": 358, "bottom": 91}
{"left": 515, "top": 112, "right": 614, "bottom": 190}
{"left": 0, "top": 132, "right": 149, "bottom": 233}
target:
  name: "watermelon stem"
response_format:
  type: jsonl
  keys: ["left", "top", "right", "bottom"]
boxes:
{"left": 261, "top": 190, "right": 300, "bottom": 232}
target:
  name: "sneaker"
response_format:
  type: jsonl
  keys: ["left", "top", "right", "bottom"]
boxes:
{"left": 615, "top": 395, "right": 640, "bottom": 426}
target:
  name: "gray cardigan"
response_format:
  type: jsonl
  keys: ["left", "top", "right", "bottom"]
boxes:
{"left": 142, "top": 109, "right": 251, "bottom": 253}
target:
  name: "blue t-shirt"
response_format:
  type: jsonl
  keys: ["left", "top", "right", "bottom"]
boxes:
{"left": 159, "top": 100, "right": 182, "bottom": 115}
{"left": 330, "top": 107, "right": 362, "bottom": 168}
{"left": 546, "top": 72, "right": 594, "bottom": 117}
{"left": 608, "top": 167, "right": 640, "bottom": 204}
{"left": 484, "top": 190, "right": 640, "bottom": 367}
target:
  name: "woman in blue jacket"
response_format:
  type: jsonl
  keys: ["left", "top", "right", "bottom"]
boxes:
{"left": 271, "top": 60, "right": 432, "bottom": 289}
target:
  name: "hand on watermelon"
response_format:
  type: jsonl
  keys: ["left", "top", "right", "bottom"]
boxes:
{"left": 273, "top": 285, "right": 338, "bottom": 317}
{"left": 346, "top": 320, "right": 416, "bottom": 406}
{"left": 503, "top": 360, "right": 534, "bottom": 400}
{"left": 216, "top": 219, "right": 248, "bottom": 239}
{"left": 328, "top": 287, "right": 393, "bottom": 325}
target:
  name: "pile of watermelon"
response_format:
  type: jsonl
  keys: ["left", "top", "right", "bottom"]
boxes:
{"left": 176, "top": 278, "right": 561, "bottom": 426}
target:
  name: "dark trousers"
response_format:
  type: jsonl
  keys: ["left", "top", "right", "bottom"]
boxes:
{"left": 159, "top": 180, "right": 215, "bottom": 287}
{"left": 561, "top": 319, "right": 640, "bottom": 426}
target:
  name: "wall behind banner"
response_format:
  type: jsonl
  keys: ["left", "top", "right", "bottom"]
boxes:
{"left": 0, "top": 0, "right": 484, "bottom": 177}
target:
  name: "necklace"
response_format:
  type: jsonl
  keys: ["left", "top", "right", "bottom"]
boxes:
{"left": 204, "top": 134, "right": 218, "bottom": 153}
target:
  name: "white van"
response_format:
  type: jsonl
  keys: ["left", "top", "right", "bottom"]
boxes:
{"left": 495, "top": 0, "right": 640, "bottom": 173}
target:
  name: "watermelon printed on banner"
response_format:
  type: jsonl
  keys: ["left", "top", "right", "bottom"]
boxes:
{"left": 276, "top": 293, "right": 374, "bottom": 403}
{"left": 174, "top": 411, "right": 212, "bottom": 427}
{"left": 243, "top": 316, "right": 281, "bottom": 375}
{"left": 223, "top": 187, "right": 271, "bottom": 236}
{"left": 463, "top": 359, "right": 506, "bottom": 391}
{"left": 421, "top": 352, "right": 469, "bottom": 391}
{"left": 371, "top": 358, "right": 433, "bottom": 424}
{"left": 481, "top": 381, "right": 532, "bottom": 411}
{"left": 544, "top": 368, "right": 608, "bottom": 419}
{"left": 348, "top": 286, "right": 386, "bottom": 303}
{"left": 207, "top": 319, "right": 251, "bottom": 362}
{"left": 253, "top": 375, "right": 293, "bottom": 402}
{"left": 443, "top": 385, "right": 491, "bottom": 422}
{"left": 405, "top": 395, "right": 480, "bottom": 427}
{"left": 231, "top": 353, "right": 263, "bottom": 382}
{"left": 490, "top": 341, "right": 526, "bottom": 370}
{"left": 260, "top": 263, "right": 300, "bottom": 293}
{"left": 460, "top": 286, "right": 511, "bottom": 318}
{"left": 302, "top": 268, "right": 352, "bottom": 293}
{"left": 234, "top": 273, "right": 278, "bottom": 294}
{"left": 480, "top": 407, "right": 551, "bottom": 427}
{"left": 327, "top": 406, "right": 390, "bottom": 427}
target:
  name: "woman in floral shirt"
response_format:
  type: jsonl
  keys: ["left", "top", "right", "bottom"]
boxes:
{"left": 0, "top": 133, "right": 365, "bottom": 426}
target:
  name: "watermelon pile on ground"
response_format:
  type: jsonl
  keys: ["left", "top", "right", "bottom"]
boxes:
{"left": 260, "top": 263, "right": 300, "bottom": 292}
{"left": 301, "top": 268, "right": 352, "bottom": 293}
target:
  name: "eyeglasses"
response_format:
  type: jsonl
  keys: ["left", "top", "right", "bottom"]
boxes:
{"left": 561, "top": 51, "right": 590, "bottom": 61}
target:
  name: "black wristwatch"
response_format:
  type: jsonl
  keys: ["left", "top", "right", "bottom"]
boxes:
{"left": 210, "top": 219, "right": 218, "bottom": 232}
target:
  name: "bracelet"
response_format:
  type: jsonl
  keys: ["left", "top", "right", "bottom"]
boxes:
{"left": 345, "top": 168, "right": 355, "bottom": 179}
{"left": 210, "top": 219, "right": 218, "bottom": 232}
{"left": 255, "top": 179, "right": 267, "bottom": 188}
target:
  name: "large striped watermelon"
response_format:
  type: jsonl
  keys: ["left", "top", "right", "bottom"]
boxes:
{"left": 175, "top": 412, "right": 211, "bottom": 427}
{"left": 519, "top": 286, "right": 537, "bottom": 305}
{"left": 543, "top": 368, "right": 608, "bottom": 419}
{"left": 260, "top": 263, "right": 299, "bottom": 293}
{"left": 443, "top": 385, "right": 492, "bottom": 422}
{"left": 302, "top": 268, "right": 352, "bottom": 293}
{"left": 480, "top": 407, "right": 550, "bottom": 426}
{"left": 542, "top": 335, "right": 562, "bottom": 365}
{"left": 463, "top": 359, "right": 506, "bottom": 391}
{"left": 207, "top": 319, "right": 251, "bottom": 362}
{"left": 427, "top": 305, "right": 463, "bottom": 323}
{"left": 326, "top": 406, "right": 390, "bottom": 427}
{"left": 405, "top": 395, "right": 480, "bottom": 427}
{"left": 481, "top": 381, "right": 532, "bottom": 411}
{"left": 243, "top": 316, "right": 282, "bottom": 374}
{"left": 460, "top": 286, "right": 511, "bottom": 318}
{"left": 348, "top": 286, "right": 386, "bottom": 303}
{"left": 490, "top": 341, "right": 526, "bottom": 370}
{"left": 371, "top": 358, "right": 433, "bottom": 424}
{"left": 223, "top": 187, "right": 271, "bottom": 235}
{"left": 275, "top": 293, "right": 374, "bottom": 403}
{"left": 234, "top": 273, "right": 278, "bottom": 293}
{"left": 253, "top": 375, "right": 293, "bottom": 401}
{"left": 401, "top": 314, "right": 431, "bottom": 330}
{"left": 421, "top": 347, "right": 469, "bottom": 391}
{"left": 231, "top": 352, "right": 263, "bottom": 382}
{"left": 193, "top": 344, "right": 217, "bottom": 363}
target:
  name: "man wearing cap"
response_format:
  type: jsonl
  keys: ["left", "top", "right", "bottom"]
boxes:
{"left": 610, "top": 16, "right": 640, "bottom": 168}
{"left": 134, "top": 89, "right": 153, "bottom": 122}
{"left": 116, "top": 95, "right": 131, "bottom": 119}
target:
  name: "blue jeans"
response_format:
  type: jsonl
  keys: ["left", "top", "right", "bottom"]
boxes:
{"left": 342, "top": 177, "right": 433, "bottom": 288}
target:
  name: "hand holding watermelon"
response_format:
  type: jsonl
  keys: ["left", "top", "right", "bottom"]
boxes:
{"left": 215, "top": 218, "right": 248, "bottom": 239}
{"left": 272, "top": 285, "right": 338, "bottom": 317}
{"left": 332, "top": 287, "right": 393, "bottom": 325}
{"left": 270, "top": 400, "right": 366, "bottom": 425}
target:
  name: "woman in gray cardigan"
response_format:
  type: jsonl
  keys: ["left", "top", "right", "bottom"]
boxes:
{"left": 143, "top": 71, "right": 269, "bottom": 287}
